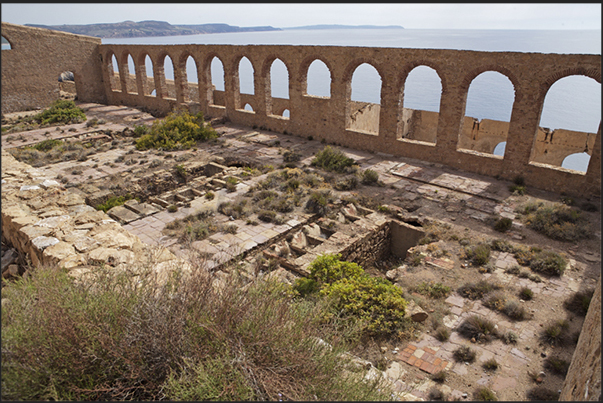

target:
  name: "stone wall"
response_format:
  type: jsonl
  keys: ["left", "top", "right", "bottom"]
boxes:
{"left": 1, "top": 22, "right": 106, "bottom": 112}
{"left": 560, "top": 276, "right": 601, "bottom": 401}
{"left": 2, "top": 21, "right": 601, "bottom": 197}
{"left": 1, "top": 150, "right": 188, "bottom": 284}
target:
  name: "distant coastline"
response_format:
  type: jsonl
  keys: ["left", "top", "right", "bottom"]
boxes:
{"left": 24, "top": 20, "right": 403, "bottom": 38}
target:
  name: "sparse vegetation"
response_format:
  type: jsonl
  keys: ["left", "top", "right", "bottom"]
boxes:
{"left": 453, "top": 345, "right": 476, "bottom": 363}
{"left": 457, "top": 280, "right": 502, "bottom": 300}
{"left": 521, "top": 201, "right": 591, "bottom": 241}
{"left": 494, "top": 217, "right": 513, "bottom": 232}
{"left": 464, "top": 243, "right": 491, "bottom": 266}
{"left": 434, "top": 326, "right": 451, "bottom": 342}
{"left": 544, "top": 356, "right": 570, "bottom": 376}
{"left": 457, "top": 315, "right": 497, "bottom": 341}
{"left": 361, "top": 169, "right": 379, "bottom": 185}
{"left": 95, "top": 194, "right": 135, "bottom": 213}
{"left": 431, "top": 370, "right": 447, "bottom": 383}
{"left": 563, "top": 289, "right": 594, "bottom": 316}
{"left": 501, "top": 330, "right": 519, "bottom": 344}
{"left": 474, "top": 387, "right": 497, "bottom": 401}
{"left": 311, "top": 146, "right": 357, "bottom": 173}
{"left": 526, "top": 387, "right": 559, "bottom": 401}
{"left": 415, "top": 281, "right": 451, "bottom": 299}
{"left": 482, "top": 358, "right": 499, "bottom": 371}
{"left": 519, "top": 287, "right": 534, "bottom": 300}
{"left": 541, "top": 319, "right": 570, "bottom": 346}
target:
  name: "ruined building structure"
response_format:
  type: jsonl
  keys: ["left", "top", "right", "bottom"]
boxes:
{"left": 1, "top": 22, "right": 601, "bottom": 400}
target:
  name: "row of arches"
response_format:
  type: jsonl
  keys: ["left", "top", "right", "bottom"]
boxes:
{"left": 105, "top": 48, "right": 600, "bottom": 173}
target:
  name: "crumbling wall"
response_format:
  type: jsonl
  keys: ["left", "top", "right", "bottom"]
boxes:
{"left": 560, "top": 276, "right": 601, "bottom": 401}
{"left": 1, "top": 22, "right": 106, "bottom": 113}
{"left": 1, "top": 22, "right": 600, "bottom": 197}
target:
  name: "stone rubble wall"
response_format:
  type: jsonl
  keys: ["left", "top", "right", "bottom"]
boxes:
{"left": 559, "top": 276, "right": 601, "bottom": 401}
{"left": 1, "top": 149, "right": 189, "bottom": 283}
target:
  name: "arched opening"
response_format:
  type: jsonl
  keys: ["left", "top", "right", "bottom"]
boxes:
{"left": 270, "top": 58, "right": 289, "bottom": 99}
{"left": 306, "top": 59, "right": 331, "bottom": 98}
{"left": 126, "top": 54, "right": 137, "bottom": 94}
{"left": 1, "top": 35, "right": 12, "bottom": 50}
{"left": 459, "top": 71, "right": 515, "bottom": 156}
{"left": 58, "top": 71, "right": 76, "bottom": 101}
{"left": 562, "top": 152, "right": 591, "bottom": 172}
{"left": 347, "top": 62, "right": 381, "bottom": 135}
{"left": 398, "top": 65, "right": 442, "bottom": 143}
{"left": 143, "top": 54, "right": 156, "bottom": 97}
{"left": 239, "top": 57, "right": 254, "bottom": 95}
{"left": 210, "top": 56, "right": 225, "bottom": 107}
{"left": 244, "top": 103, "right": 254, "bottom": 112}
{"left": 531, "top": 75, "right": 600, "bottom": 171}
{"left": 109, "top": 53, "right": 120, "bottom": 92}
{"left": 283, "top": 109, "right": 290, "bottom": 118}
{"left": 493, "top": 142, "right": 506, "bottom": 156}
{"left": 163, "top": 55, "right": 176, "bottom": 100}
{"left": 185, "top": 55, "right": 199, "bottom": 102}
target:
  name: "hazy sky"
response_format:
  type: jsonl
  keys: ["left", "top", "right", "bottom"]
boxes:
{"left": 1, "top": 3, "right": 601, "bottom": 30}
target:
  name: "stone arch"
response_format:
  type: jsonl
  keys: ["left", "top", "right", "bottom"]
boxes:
{"left": 122, "top": 52, "right": 137, "bottom": 94}
{"left": 459, "top": 65, "right": 520, "bottom": 100}
{"left": 237, "top": 55, "right": 255, "bottom": 95}
{"left": 269, "top": 58, "right": 290, "bottom": 99}
{"left": 458, "top": 70, "right": 516, "bottom": 155}
{"left": 260, "top": 55, "right": 291, "bottom": 115}
{"left": 137, "top": 53, "right": 156, "bottom": 96}
{"left": 562, "top": 152, "right": 591, "bottom": 173}
{"left": 161, "top": 53, "right": 176, "bottom": 100}
{"left": 300, "top": 56, "right": 333, "bottom": 97}
{"left": 1, "top": 35, "right": 13, "bottom": 50}
{"left": 202, "top": 54, "right": 226, "bottom": 106}
{"left": 396, "top": 60, "right": 447, "bottom": 96}
{"left": 178, "top": 52, "right": 199, "bottom": 103}
{"left": 345, "top": 60, "right": 383, "bottom": 135}
{"left": 244, "top": 103, "right": 254, "bottom": 112}
{"left": 397, "top": 63, "right": 444, "bottom": 143}
{"left": 105, "top": 50, "right": 120, "bottom": 92}
{"left": 232, "top": 54, "right": 255, "bottom": 111}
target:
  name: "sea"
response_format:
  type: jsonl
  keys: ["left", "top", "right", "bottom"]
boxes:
{"left": 28, "top": 29, "right": 603, "bottom": 169}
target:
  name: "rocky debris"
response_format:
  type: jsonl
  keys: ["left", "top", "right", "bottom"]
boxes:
{"left": 405, "top": 299, "right": 429, "bottom": 323}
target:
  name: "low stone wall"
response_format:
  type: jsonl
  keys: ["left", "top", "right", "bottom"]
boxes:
{"left": 1, "top": 150, "right": 189, "bottom": 283}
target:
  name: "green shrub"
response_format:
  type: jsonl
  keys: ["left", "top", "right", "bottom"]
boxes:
{"left": 434, "top": 326, "right": 451, "bottom": 342}
{"left": 509, "top": 184, "right": 526, "bottom": 195}
{"left": 490, "top": 239, "right": 516, "bottom": 253}
{"left": 311, "top": 146, "right": 357, "bottom": 173}
{"left": 457, "top": 280, "right": 502, "bottom": 300}
{"left": 34, "top": 100, "right": 87, "bottom": 125}
{"left": 361, "top": 169, "right": 379, "bottom": 185}
{"left": 32, "top": 138, "right": 63, "bottom": 152}
{"left": 135, "top": 110, "right": 218, "bottom": 151}
{"left": 529, "top": 250, "right": 567, "bottom": 276}
{"left": 305, "top": 190, "right": 331, "bottom": 216}
{"left": 505, "top": 265, "right": 521, "bottom": 275}
{"left": 133, "top": 124, "right": 149, "bottom": 137}
{"left": 474, "top": 387, "right": 497, "bottom": 401}
{"left": 453, "top": 346, "right": 476, "bottom": 363}
{"left": 205, "top": 191, "right": 215, "bottom": 200}
{"left": 457, "top": 315, "right": 497, "bottom": 341}
{"left": 544, "top": 356, "right": 569, "bottom": 375}
{"left": 416, "top": 282, "right": 451, "bottom": 299}
{"left": 526, "top": 387, "right": 559, "bottom": 401}
{"left": 523, "top": 202, "right": 590, "bottom": 241}
{"left": 494, "top": 217, "right": 513, "bottom": 232}
{"left": 2, "top": 265, "right": 393, "bottom": 401}
{"left": 482, "top": 358, "right": 499, "bottom": 371}
{"left": 95, "top": 194, "right": 135, "bottom": 213}
{"left": 519, "top": 287, "right": 534, "bottom": 300}
{"left": 167, "top": 204, "right": 178, "bottom": 213}
{"left": 541, "top": 319, "right": 570, "bottom": 346}
{"left": 464, "top": 243, "right": 491, "bottom": 266}
{"left": 295, "top": 254, "right": 408, "bottom": 338}
{"left": 501, "top": 330, "right": 519, "bottom": 344}
{"left": 563, "top": 289, "right": 594, "bottom": 316}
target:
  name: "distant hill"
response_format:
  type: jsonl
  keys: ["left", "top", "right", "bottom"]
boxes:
{"left": 25, "top": 20, "right": 281, "bottom": 38}
{"left": 283, "top": 24, "right": 404, "bottom": 30}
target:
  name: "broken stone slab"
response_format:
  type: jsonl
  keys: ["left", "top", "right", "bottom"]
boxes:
{"left": 290, "top": 230, "right": 308, "bottom": 249}
{"left": 91, "top": 229, "right": 138, "bottom": 250}
{"left": 74, "top": 209, "right": 107, "bottom": 225}
{"left": 31, "top": 236, "right": 60, "bottom": 251}
{"left": 40, "top": 179, "right": 61, "bottom": 189}
{"left": 72, "top": 236, "right": 100, "bottom": 253}
{"left": 20, "top": 225, "right": 53, "bottom": 240}
{"left": 107, "top": 205, "right": 142, "bottom": 224}
{"left": 405, "top": 299, "right": 429, "bottom": 322}
{"left": 204, "top": 162, "right": 227, "bottom": 176}
{"left": 35, "top": 215, "right": 71, "bottom": 228}
{"left": 85, "top": 189, "right": 114, "bottom": 207}
{"left": 124, "top": 199, "right": 161, "bottom": 216}
{"left": 302, "top": 223, "right": 322, "bottom": 238}
{"left": 42, "top": 242, "right": 77, "bottom": 263}
{"left": 87, "top": 247, "right": 136, "bottom": 266}
{"left": 56, "top": 192, "right": 86, "bottom": 207}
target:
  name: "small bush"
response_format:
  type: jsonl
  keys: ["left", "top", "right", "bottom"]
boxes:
{"left": 311, "top": 146, "right": 357, "bottom": 173}
{"left": 167, "top": 204, "right": 178, "bottom": 213}
{"left": 502, "top": 300, "right": 529, "bottom": 321}
{"left": 526, "top": 387, "right": 559, "bottom": 401}
{"left": 484, "top": 290, "right": 508, "bottom": 311}
{"left": 563, "top": 289, "right": 594, "bottom": 316}
{"left": 523, "top": 202, "right": 591, "bottom": 241}
{"left": 457, "top": 280, "right": 502, "bottom": 300}
{"left": 490, "top": 239, "right": 516, "bottom": 253}
{"left": 453, "top": 346, "right": 476, "bottom": 363}
{"left": 33, "top": 99, "right": 87, "bottom": 125}
{"left": 204, "top": 191, "right": 215, "bottom": 200}
{"left": 519, "top": 287, "right": 534, "bottom": 300}
{"left": 434, "top": 326, "right": 451, "bottom": 342}
{"left": 257, "top": 209, "right": 277, "bottom": 223}
{"left": 457, "top": 315, "right": 497, "bottom": 341}
{"left": 334, "top": 175, "right": 359, "bottom": 191}
{"left": 282, "top": 149, "right": 302, "bottom": 163}
{"left": 135, "top": 110, "right": 218, "bottom": 151}
{"left": 361, "top": 169, "right": 379, "bottom": 185}
{"left": 544, "top": 356, "right": 569, "bottom": 376}
{"left": 474, "top": 387, "right": 497, "bottom": 401}
{"left": 501, "top": 330, "right": 519, "bottom": 344}
{"left": 464, "top": 243, "right": 491, "bottom": 266}
{"left": 541, "top": 319, "right": 570, "bottom": 346}
{"left": 510, "top": 184, "right": 526, "bottom": 195}
{"left": 494, "top": 217, "right": 513, "bottom": 232}
{"left": 305, "top": 190, "right": 331, "bottom": 216}
{"left": 431, "top": 371, "right": 447, "bottom": 383}
{"left": 95, "top": 194, "right": 135, "bottom": 213}
{"left": 529, "top": 250, "right": 567, "bottom": 276}
{"left": 482, "top": 358, "right": 499, "bottom": 371}
{"left": 505, "top": 265, "right": 521, "bottom": 275}
{"left": 416, "top": 282, "right": 451, "bottom": 299}
{"left": 32, "top": 138, "right": 63, "bottom": 152}
{"left": 428, "top": 388, "right": 446, "bottom": 401}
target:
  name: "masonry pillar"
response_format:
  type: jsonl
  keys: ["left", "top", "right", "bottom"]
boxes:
{"left": 379, "top": 74, "right": 399, "bottom": 142}
{"left": 173, "top": 54, "right": 186, "bottom": 104}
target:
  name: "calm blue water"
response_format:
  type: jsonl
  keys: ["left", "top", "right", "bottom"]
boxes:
{"left": 31, "top": 29, "right": 603, "bottom": 169}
